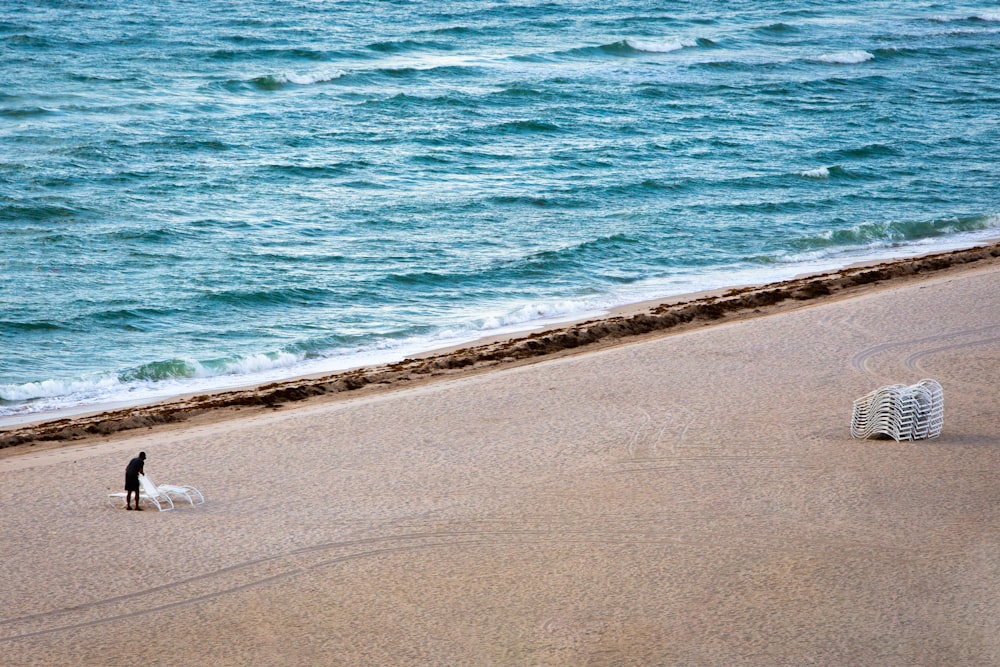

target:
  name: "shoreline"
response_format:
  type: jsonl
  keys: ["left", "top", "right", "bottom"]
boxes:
{"left": 2, "top": 241, "right": 998, "bottom": 664}
{"left": 2, "top": 240, "right": 998, "bottom": 453}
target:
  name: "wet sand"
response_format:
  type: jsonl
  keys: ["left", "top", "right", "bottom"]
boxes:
{"left": 1, "top": 245, "right": 998, "bottom": 665}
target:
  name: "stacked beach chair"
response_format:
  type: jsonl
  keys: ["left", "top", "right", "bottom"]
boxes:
{"left": 851, "top": 379, "right": 944, "bottom": 441}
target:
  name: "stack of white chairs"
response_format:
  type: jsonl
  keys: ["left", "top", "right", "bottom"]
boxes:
{"left": 851, "top": 379, "right": 944, "bottom": 441}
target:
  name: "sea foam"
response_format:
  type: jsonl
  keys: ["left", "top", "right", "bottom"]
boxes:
{"left": 813, "top": 50, "right": 874, "bottom": 64}
{"left": 626, "top": 37, "right": 698, "bottom": 53}
{"left": 800, "top": 166, "right": 830, "bottom": 179}
{"left": 274, "top": 70, "right": 347, "bottom": 85}
{"left": 0, "top": 376, "right": 121, "bottom": 403}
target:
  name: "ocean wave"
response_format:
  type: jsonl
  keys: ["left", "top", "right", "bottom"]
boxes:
{"left": 251, "top": 69, "right": 347, "bottom": 89}
{"left": 624, "top": 37, "right": 701, "bottom": 53}
{"left": 89, "top": 306, "right": 179, "bottom": 330}
{"left": 532, "top": 233, "right": 641, "bottom": 264}
{"left": 0, "top": 106, "right": 57, "bottom": 118}
{"left": 791, "top": 214, "right": 1000, "bottom": 253}
{"left": 367, "top": 38, "right": 454, "bottom": 54}
{"left": 1, "top": 33, "right": 50, "bottom": 48}
{"left": 366, "top": 91, "right": 477, "bottom": 112}
{"left": 557, "top": 37, "right": 709, "bottom": 59}
{"left": 209, "top": 47, "right": 329, "bottom": 62}
{"left": 382, "top": 233, "right": 641, "bottom": 290}
{"left": 485, "top": 119, "right": 561, "bottom": 135}
{"left": 491, "top": 85, "right": 547, "bottom": 99}
{"left": 118, "top": 351, "right": 305, "bottom": 383}
{"left": 263, "top": 161, "right": 370, "bottom": 178}
{"left": 148, "top": 138, "right": 233, "bottom": 152}
{"left": 0, "top": 376, "right": 122, "bottom": 404}
{"left": 97, "top": 225, "right": 200, "bottom": 244}
{"left": 0, "top": 303, "right": 605, "bottom": 417}
{"left": 870, "top": 46, "right": 920, "bottom": 60}
{"left": 814, "top": 143, "right": 901, "bottom": 161}
{"left": 465, "top": 298, "right": 605, "bottom": 334}
{"left": 756, "top": 22, "right": 800, "bottom": 34}
{"left": 812, "top": 50, "right": 874, "bottom": 64}
{"left": 933, "top": 12, "right": 1000, "bottom": 23}
{"left": 796, "top": 165, "right": 876, "bottom": 181}
{"left": 0, "top": 349, "right": 307, "bottom": 413}
{"left": 484, "top": 191, "right": 592, "bottom": 209}
{"left": 0, "top": 319, "right": 67, "bottom": 333}
{"left": 203, "top": 63, "right": 478, "bottom": 94}
{"left": 0, "top": 203, "right": 84, "bottom": 222}
{"left": 381, "top": 62, "right": 483, "bottom": 78}
{"left": 800, "top": 166, "right": 830, "bottom": 179}
{"left": 690, "top": 58, "right": 786, "bottom": 73}
{"left": 65, "top": 72, "right": 137, "bottom": 84}
{"left": 421, "top": 25, "right": 483, "bottom": 37}
{"left": 603, "top": 178, "right": 695, "bottom": 196}
{"left": 697, "top": 49, "right": 879, "bottom": 73}
{"left": 489, "top": 195, "right": 554, "bottom": 207}
{"left": 200, "top": 286, "right": 335, "bottom": 308}
{"left": 117, "top": 358, "right": 199, "bottom": 382}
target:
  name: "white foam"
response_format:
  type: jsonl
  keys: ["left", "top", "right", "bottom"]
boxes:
{"left": 479, "top": 299, "right": 600, "bottom": 330}
{"left": 276, "top": 70, "right": 346, "bottom": 85}
{"left": 626, "top": 38, "right": 698, "bottom": 53}
{"left": 0, "top": 375, "right": 121, "bottom": 402}
{"left": 0, "top": 351, "right": 308, "bottom": 421}
{"left": 800, "top": 166, "right": 830, "bottom": 179}
{"left": 197, "top": 351, "right": 304, "bottom": 377}
{"left": 0, "top": 298, "right": 616, "bottom": 426}
{"left": 977, "top": 12, "right": 1000, "bottom": 22}
{"left": 814, "top": 50, "right": 874, "bottom": 64}
{"left": 781, "top": 221, "right": 1000, "bottom": 266}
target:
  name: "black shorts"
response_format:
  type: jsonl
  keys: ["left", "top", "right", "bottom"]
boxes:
{"left": 125, "top": 474, "right": 140, "bottom": 492}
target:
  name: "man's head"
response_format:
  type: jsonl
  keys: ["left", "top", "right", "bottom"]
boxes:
{"left": 139, "top": 452, "right": 146, "bottom": 460}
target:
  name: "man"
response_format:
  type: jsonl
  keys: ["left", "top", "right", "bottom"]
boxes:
{"left": 124, "top": 451, "right": 146, "bottom": 511}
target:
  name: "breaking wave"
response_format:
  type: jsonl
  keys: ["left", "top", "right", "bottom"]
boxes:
{"left": 624, "top": 37, "right": 702, "bottom": 53}
{"left": 250, "top": 69, "right": 347, "bottom": 89}
{"left": 812, "top": 50, "right": 874, "bottom": 64}
{"left": 791, "top": 214, "right": 1000, "bottom": 253}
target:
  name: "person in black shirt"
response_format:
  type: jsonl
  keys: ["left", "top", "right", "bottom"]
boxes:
{"left": 124, "top": 452, "right": 146, "bottom": 511}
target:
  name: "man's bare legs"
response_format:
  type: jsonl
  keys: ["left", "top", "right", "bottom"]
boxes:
{"left": 126, "top": 490, "right": 142, "bottom": 510}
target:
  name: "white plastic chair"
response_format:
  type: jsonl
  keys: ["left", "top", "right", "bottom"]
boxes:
{"left": 151, "top": 477, "right": 205, "bottom": 507}
{"left": 851, "top": 379, "right": 943, "bottom": 441}
{"left": 107, "top": 474, "right": 175, "bottom": 511}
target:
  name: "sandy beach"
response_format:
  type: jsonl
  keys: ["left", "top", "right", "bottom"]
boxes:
{"left": 1, "top": 248, "right": 998, "bottom": 665}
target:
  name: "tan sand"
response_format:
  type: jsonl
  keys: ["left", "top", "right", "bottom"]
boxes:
{"left": 1, "top": 258, "right": 998, "bottom": 665}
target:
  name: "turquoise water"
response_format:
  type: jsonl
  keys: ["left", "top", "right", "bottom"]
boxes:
{"left": 2, "top": 1, "right": 999, "bottom": 422}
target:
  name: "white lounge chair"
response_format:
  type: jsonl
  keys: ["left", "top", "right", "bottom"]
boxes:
{"left": 150, "top": 477, "right": 205, "bottom": 507}
{"left": 107, "top": 474, "right": 175, "bottom": 511}
{"left": 851, "top": 379, "right": 944, "bottom": 441}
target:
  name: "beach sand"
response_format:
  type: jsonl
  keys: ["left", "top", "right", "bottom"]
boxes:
{"left": 1, "top": 249, "right": 998, "bottom": 665}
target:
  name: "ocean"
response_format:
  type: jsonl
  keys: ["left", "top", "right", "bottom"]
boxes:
{"left": 2, "top": 0, "right": 999, "bottom": 424}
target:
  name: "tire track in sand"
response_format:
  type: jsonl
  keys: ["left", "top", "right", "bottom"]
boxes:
{"left": 850, "top": 324, "right": 1000, "bottom": 375}
{"left": 0, "top": 527, "right": 698, "bottom": 643}
{"left": 1, "top": 514, "right": 922, "bottom": 643}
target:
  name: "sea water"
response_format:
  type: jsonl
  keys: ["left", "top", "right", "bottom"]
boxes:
{"left": 2, "top": 0, "right": 999, "bottom": 423}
